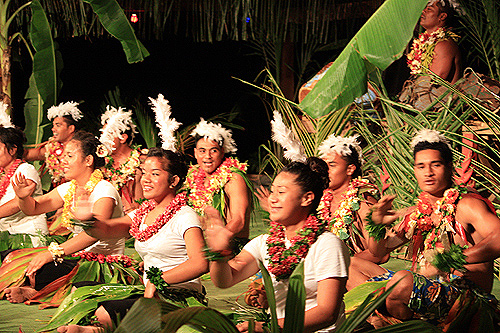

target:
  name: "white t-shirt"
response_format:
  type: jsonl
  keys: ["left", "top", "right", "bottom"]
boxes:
{"left": 128, "top": 205, "right": 203, "bottom": 292}
{"left": 0, "top": 163, "right": 47, "bottom": 247}
{"left": 244, "top": 231, "right": 350, "bottom": 332}
{"left": 56, "top": 179, "right": 125, "bottom": 254}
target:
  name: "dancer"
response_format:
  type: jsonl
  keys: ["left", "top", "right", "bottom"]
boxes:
{"left": 0, "top": 104, "right": 46, "bottom": 253}
{"left": 207, "top": 158, "right": 350, "bottom": 332}
{"left": 185, "top": 119, "right": 252, "bottom": 251}
{"left": 362, "top": 129, "right": 500, "bottom": 325}
{"left": 24, "top": 101, "right": 83, "bottom": 187}
{"left": 99, "top": 106, "right": 144, "bottom": 213}
{"left": 2, "top": 131, "right": 126, "bottom": 304}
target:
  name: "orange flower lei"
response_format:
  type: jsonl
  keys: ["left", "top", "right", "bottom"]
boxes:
{"left": 61, "top": 169, "right": 104, "bottom": 229}
{"left": 44, "top": 137, "right": 65, "bottom": 183}
{"left": 407, "top": 27, "right": 459, "bottom": 75}
{"left": 404, "top": 187, "right": 462, "bottom": 268}
{"left": 185, "top": 157, "right": 247, "bottom": 215}
{"left": 317, "top": 179, "right": 376, "bottom": 240}
{"left": 102, "top": 148, "right": 141, "bottom": 191}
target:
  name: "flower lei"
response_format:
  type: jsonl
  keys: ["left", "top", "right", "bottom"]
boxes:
{"left": 101, "top": 148, "right": 141, "bottom": 191}
{"left": 0, "top": 159, "right": 22, "bottom": 201}
{"left": 266, "top": 215, "right": 328, "bottom": 281}
{"left": 44, "top": 137, "right": 65, "bottom": 183}
{"left": 129, "top": 192, "right": 187, "bottom": 242}
{"left": 404, "top": 187, "right": 463, "bottom": 268}
{"left": 407, "top": 27, "right": 459, "bottom": 75}
{"left": 61, "top": 169, "right": 104, "bottom": 229}
{"left": 72, "top": 251, "right": 134, "bottom": 267}
{"left": 185, "top": 157, "right": 247, "bottom": 215}
{"left": 317, "top": 179, "right": 375, "bottom": 240}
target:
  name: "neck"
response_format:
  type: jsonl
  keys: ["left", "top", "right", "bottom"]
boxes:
{"left": 283, "top": 212, "right": 310, "bottom": 239}
{"left": 74, "top": 168, "right": 94, "bottom": 187}
{"left": 330, "top": 180, "right": 351, "bottom": 197}
{"left": 111, "top": 144, "right": 133, "bottom": 161}
{"left": 154, "top": 191, "right": 177, "bottom": 208}
{"left": 2, "top": 157, "right": 18, "bottom": 172}
{"left": 425, "top": 25, "right": 445, "bottom": 34}
{"left": 424, "top": 187, "right": 451, "bottom": 205}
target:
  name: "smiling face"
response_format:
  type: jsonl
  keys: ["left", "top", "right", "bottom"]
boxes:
{"left": 414, "top": 149, "right": 452, "bottom": 198}
{"left": 420, "top": 2, "right": 446, "bottom": 32}
{"left": 0, "top": 141, "right": 15, "bottom": 169}
{"left": 52, "top": 117, "right": 75, "bottom": 143}
{"left": 268, "top": 171, "right": 313, "bottom": 225}
{"left": 194, "top": 138, "right": 225, "bottom": 175}
{"left": 322, "top": 151, "right": 355, "bottom": 191}
{"left": 61, "top": 140, "right": 89, "bottom": 180}
{"left": 140, "top": 156, "right": 176, "bottom": 202}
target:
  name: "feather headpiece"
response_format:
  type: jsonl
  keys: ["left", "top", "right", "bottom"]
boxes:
{"left": 47, "top": 101, "right": 83, "bottom": 121}
{"left": 428, "top": 0, "right": 464, "bottom": 16}
{"left": 318, "top": 134, "right": 364, "bottom": 165}
{"left": 270, "top": 111, "right": 306, "bottom": 163}
{"left": 190, "top": 119, "right": 237, "bottom": 154}
{"left": 0, "top": 102, "right": 14, "bottom": 128}
{"left": 410, "top": 129, "right": 451, "bottom": 151}
{"left": 149, "top": 94, "right": 181, "bottom": 152}
{"left": 99, "top": 106, "right": 137, "bottom": 152}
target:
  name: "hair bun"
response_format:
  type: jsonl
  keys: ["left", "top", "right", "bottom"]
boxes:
{"left": 307, "top": 157, "right": 330, "bottom": 190}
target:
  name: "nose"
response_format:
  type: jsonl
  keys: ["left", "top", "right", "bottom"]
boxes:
{"left": 423, "top": 165, "right": 434, "bottom": 176}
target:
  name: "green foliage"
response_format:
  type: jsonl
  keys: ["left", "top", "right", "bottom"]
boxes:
{"left": 299, "top": 0, "right": 429, "bottom": 118}
{"left": 432, "top": 244, "right": 467, "bottom": 273}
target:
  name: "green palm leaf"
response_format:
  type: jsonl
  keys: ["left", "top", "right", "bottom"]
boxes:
{"left": 299, "top": 0, "right": 428, "bottom": 118}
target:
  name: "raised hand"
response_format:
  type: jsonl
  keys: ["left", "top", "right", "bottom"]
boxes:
{"left": 371, "top": 195, "right": 405, "bottom": 226}
{"left": 255, "top": 185, "right": 270, "bottom": 212}
{"left": 12, "top": 173, "right": 36, "bottom": 199}
{"left": 204, "top": 206, "right": 233, "bottom": 252}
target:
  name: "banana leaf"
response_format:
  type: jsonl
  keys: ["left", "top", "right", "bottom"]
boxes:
{"left": 299, "top": 0, "right": 428, "bottom": 118}
{"left": 160, "top": 306, "right": 239, "bottom": 333}
{"left": 0, "top": 247, "right": 47, "bottom": 296}
{"left": 83, "top": 0, "right": 149, "bottom": 64}
{"left": 259, "top": 262, "right": 279, "bottom": 333}
{"left": 282, "top": 262, "right": 305, "bottom": 333}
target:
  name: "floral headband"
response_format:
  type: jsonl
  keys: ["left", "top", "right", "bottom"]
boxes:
{"left": 99, "top": 106, "right": 137, "bottom": 153}
{"left": 47, "top": 101, "right": 83, "bottom": 121}
{"left": 318, "top": 134, "right": 364, "bottom": 165}
{"left": 410, "top": 129, "right": 452, "bottom": 151}
{"left": 0, "top": 102, "right": 14, "bottom": 128}
{"left": 190, "top": 119, "right": 237, "bottom": 154}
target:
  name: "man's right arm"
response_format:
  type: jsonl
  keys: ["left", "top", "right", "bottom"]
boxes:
{"left": 23, "top": 144, "right": 46, "bottom": 162}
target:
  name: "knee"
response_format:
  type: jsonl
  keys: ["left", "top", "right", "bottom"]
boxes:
{"left": 386, "top": 270, "right": 413, "bottom": 298}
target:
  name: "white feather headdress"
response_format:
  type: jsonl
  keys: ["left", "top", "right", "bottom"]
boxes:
{"left": 410, "top": 129, "right": 451, "bottom": 151}
{"left": 270, "top": 110, "right": 306, "bottom": 163}
{"left": 0, "top": 102, "right": 14, "bottom": 128}
{"left": 428, "top": 0, "right": 464, "bottom": 16}
{"left": 149, "top": 94, "right": 181, "bottom": 152}
{"left": 318, "top": 134, "right": 364, "bottom": 165}
{"left": 190, "top": 119, "right": 237, "bottom": 154}
{"left": 47, "top": 101, "right": 83, "bottom": 121}
{"left": 99, "top": 106, "right": 138, "bottom": 152}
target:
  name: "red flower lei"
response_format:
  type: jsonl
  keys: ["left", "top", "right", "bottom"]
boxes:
{"left": 44, "top": 137, "right": 65, "bottom": 183}
{"left": 72, "top": 251, "right": 135, "bottom": 267}
{"left": 266, "top": 215, "right": 328, "bottom": 281}
{"left": 0, "top": 159, "right": 22, "bottom": 201}
{"left": 403, "top": 188, "right": 462, "bottom": 268}
{"left": 129, "top": 192, "right": 187, "bottom": 242}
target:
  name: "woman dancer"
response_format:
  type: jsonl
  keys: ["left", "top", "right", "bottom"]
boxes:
{"left": 207, "top": 157, "right": 350, "bottom": 332}
{"left": 0, "top": 107, "right": 46, "bottom": 254}
{"left": 3, "top": 131, "right": 125, "bottom": 303}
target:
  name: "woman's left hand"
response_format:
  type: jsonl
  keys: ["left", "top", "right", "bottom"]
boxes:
{"left": 236, "top": 321, "right": 265, "bottom": 332}
{"left": 26, "top": 250, "right": 53, "bottom": 277}
{"left": 144, "top": 280, "right": 156, "bottom": 298}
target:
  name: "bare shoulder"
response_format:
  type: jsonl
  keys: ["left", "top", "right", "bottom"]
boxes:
{"left": 456, "top": 194, "right": 497, "bottom": 226}
{"left": 434, "top": 39, "right": 460, "bottom": 55}
{"left": 225, "top": 172, "right": 248, "bottom": 190}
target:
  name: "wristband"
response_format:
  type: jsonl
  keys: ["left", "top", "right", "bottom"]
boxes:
{"left": 203, "top": 246, "right": 233, "bottom": 261}
{"left": 145, "top": 266, "right": 170, "bottom": 294}
{"left": 431, "top": 244, "right": 467, "bottom": 273}
{"left": 48, "top": 242, "right": 65, "bottom": 265}
{"left": 365, "top": 209, "right": 388, "bottom": 241}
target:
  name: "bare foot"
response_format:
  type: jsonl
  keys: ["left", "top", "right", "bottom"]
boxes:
{"left": 5, "top": 286, "right": 37, "bottom": 303}
{"left": 57, "top": 325, "right": 103, "bottom": 333}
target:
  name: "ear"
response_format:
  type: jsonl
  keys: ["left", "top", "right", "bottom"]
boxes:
{"left": 346, "top": 164, "right": 356, "bottom": 177}
{"left": 169, "top": 175, "right": 180, "bottom": 189}
{"left": 300, "top": 191, "right": 315, "bottom": 207}
{"left": 438, "top": 12, "right": 447, "bottom": 22}
{"left": 8, "top": 146, "right": 18, "bottom": 158}
{"left": 68, "top": 124, "right": 76, "bottom": 135}
{"left": 119, "top": 133, "right": 129, "bottom": 144}
{"left": 85, "top": 154, "right": 94, "bottom": 167}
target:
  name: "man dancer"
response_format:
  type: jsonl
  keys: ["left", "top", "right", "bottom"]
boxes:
{"left": 364, "top": 129, "right": 500, "bottom": 325}
{"left": 184, "top": 119, "right": 251, "bottom": 251}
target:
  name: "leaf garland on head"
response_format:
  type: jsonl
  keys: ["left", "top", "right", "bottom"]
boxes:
{"left": 0, "top": 102, "right": 13, "bottom": 128}
{"left": 270, "top": 110, "right": 306, "bottom": 163}
{"left": 148, "top": 94, "right": 181, "bottom": 151}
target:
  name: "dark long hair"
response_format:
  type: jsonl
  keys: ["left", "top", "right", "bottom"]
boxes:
{"left": 146, "top": 147, "right": 188, "bottom": 191}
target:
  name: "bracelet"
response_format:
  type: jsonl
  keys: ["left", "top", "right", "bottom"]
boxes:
{"left": 365, "top": 210, "right": 388, "bottom": 242}
{"left": 48, "top": 242, "right": 65, "bottom": 265}
{"left": 203, "top": 246, "right": 233, "bottom": 261}
{"left": 431, "top": 244, "right": 467, "bottom": 273}
{"left": 145, "top": 266, "right": 170, "bottom": 294}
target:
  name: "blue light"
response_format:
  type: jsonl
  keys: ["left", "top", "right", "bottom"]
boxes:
{"left": 246, "top": 17, "right": 250, "bottom": 23}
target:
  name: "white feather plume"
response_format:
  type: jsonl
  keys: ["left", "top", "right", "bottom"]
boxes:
{"left": 99, "top": 106, "right": 137, "bottom": 152}
{"left": 190, "top": 119, "right": 237, "bottom": 154}
{"left": 410, "top": 128, "right": 451, "bottom": 150}
{"left": 47, "top": 101, "right": 82, "bottom": 121}
{"left": 0, "top": 102, "right": 13, "bottom": 128}
{"left": 318, "top": 134, "right": 364, "bottom": 165}
{"left": 271, "top": 110, "right": 306, "bottom": 163}
{"left": 149, "top": 94, "right": 181, "bottom": 152}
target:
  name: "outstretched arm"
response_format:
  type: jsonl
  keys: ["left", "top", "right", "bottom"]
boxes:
{"left": 14, "top": 173, "right": 63, "bottom": 215}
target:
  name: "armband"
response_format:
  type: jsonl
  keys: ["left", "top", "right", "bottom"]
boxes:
{"left": 431, "top": 244, "right": 467, "bottom": 273}
{"left": 48, "top": 242, "right": 65, "bottom": 265}
{"left": 365, "top": 210, "right": 388, "bottom": 242}
{"left": 145, "top": 266, "right": 170, "bottom": 294}
{"left": 203, "top": 246, "right": 233, "bottom": 262}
